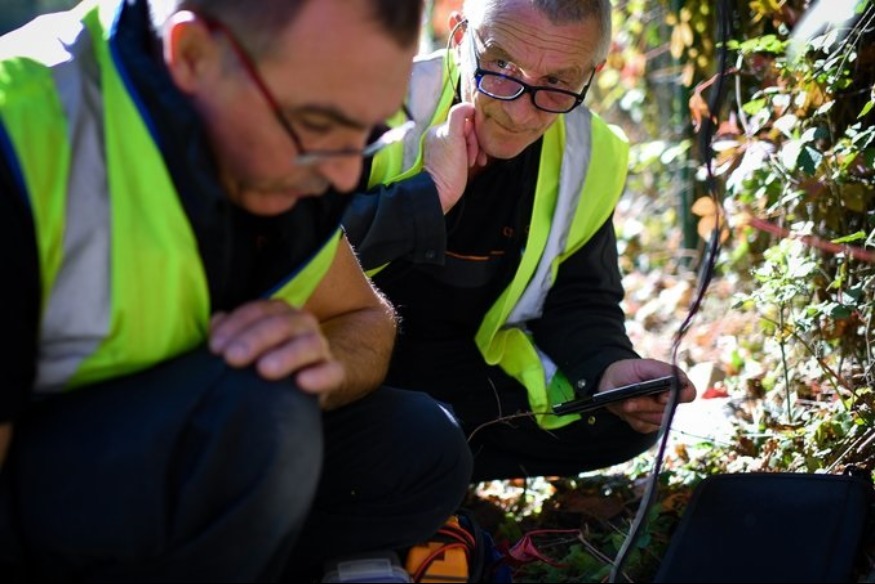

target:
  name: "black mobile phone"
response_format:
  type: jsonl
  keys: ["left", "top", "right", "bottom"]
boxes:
{"left": 552, "top": 375, "right": 675, "bottom": 416}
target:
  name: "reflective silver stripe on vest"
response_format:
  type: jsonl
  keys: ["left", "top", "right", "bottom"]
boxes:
{"left": 404, "top": 54, "right": 593, "bottom": 325}
{"left": 402, "top": 55, "right": 592, "bottom": 383}
{"left": 34, "top": 16, "right": 111, "bottom": 393}
{"left": 505, "top": 108, "right": 592, "bottom": 385}
{"left": 506, "top": 107, "right": 592, "bottom": 326}
{"left": 403, "top": 52, "right": 446, "bottom": 171}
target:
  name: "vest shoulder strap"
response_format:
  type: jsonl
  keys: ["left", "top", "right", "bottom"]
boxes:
{"left": 369, "top": 50, "right": 456, "bottom": 185}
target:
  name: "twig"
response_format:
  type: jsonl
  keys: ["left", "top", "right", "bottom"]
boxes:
{"left": 827, "top": 426, "right": 875, "bottom": 472}
{"left": 745, "top": 216, "right": 875, "bottom": 264}
{"left": 466, "top": 410, "right": 552, "bottom": 444}
{"left": 756, "top": 314, "right": 853, "bottom": 393}
{"left": 575, "top": 532, "right": 621, "bottom": 570}
{"left": 778, "top": 302, "right": 795, "bottom": 423}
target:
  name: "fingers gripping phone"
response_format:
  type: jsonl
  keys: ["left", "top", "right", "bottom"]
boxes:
{"left": 552, "top": 375, "right": 675, "bottom": 416}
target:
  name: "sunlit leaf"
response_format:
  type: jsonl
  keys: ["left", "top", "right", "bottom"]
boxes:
{"left": 670, "top": 25, "right": 686, "bottom": 59}
{"left": 696, "top": 214, "right": 730, "bottom": 243}
{"left": 815, "top": 101, "right": 836, "bottom": 116}
{"left": 780, "top": 139, "right": 803, "bottom": 171}
{"left": 742, "top": 98, "right": 768, "bottom": 115}
{"left": 832, "top": 231, "right": 867, "bottom": 244}
{"left": 773, "top": 114, "right": 799, "bottom": 138}
{"left": 689, "top": 91, "right": 710, "bottom": 130}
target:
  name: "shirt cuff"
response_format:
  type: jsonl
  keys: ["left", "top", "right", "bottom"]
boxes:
{"left": 404, "top": 173, "right": 446, "bottom": 265}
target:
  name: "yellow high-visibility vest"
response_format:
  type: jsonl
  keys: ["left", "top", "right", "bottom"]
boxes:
{"left": 0, "top": 0, "right": 339, "bottom": 393}
{"left": 368, "top": 50, "right": 629, "bottom": 429}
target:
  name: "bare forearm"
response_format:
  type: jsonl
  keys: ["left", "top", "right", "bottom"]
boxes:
{"left": 320, "top": 300, "right": 397, "bottom": 410}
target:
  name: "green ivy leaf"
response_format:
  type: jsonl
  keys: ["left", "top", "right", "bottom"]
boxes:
{"left": 798, "top": 145, "right": 823, "bottom": 175}
{"left": 742, "top": 98, "right": 768, "bottom": 115}
{"left": 737, "top": 34, "right": 786, "bottom": 54}
{"left": 828, "top": 304, "right": 852, "bottom": 319}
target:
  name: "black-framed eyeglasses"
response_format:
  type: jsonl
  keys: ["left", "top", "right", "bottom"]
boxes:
{"left": 466, "top": 27, "right": 595, "bottom": 114}
{"left": 199, "top": 13, "right": 414, "bottom": 167}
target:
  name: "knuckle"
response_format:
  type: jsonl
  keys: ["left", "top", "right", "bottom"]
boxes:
{"left": 268, "top": 298, "right": 294, "bottom": 313}
{"left": 294, "top": 311, "right": 320, "bottom": 332}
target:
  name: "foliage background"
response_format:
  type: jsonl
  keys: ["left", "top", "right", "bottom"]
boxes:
{"left": 424, "top": 0, "right": 875, "bottom": 581}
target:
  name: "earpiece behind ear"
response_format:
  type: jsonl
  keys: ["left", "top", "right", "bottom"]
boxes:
{"left": 448, "top": 17, "right": 468, "bottom": 48}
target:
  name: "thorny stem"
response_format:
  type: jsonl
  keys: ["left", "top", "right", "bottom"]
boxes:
{"left": 778, "top": 302, "right": 794, "bottom": 423}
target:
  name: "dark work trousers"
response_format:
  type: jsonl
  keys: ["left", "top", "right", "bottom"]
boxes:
{"left": 282, "top": 386, "right": 473, "bottom": 579}
{"left": 460, "top": 382, "right": 659, "bottom": 482}
{"left": 386, "top": 342, "right": 658, "bottom": 482}
{"left": 0, "top": 347, "right": 472, "bottom": 582}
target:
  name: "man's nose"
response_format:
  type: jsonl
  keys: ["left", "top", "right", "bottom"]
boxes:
{"left": 316, "top": 155, "right": 364, "bottom": 194}
{"left": 503, "top": 92, "right": 541, "bottom": 126}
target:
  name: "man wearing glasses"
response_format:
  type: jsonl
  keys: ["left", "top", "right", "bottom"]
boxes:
{"left": 0, "top": 0, "right": 471, "bottom": 581}
{"left": 344, "top": 0, "right": 697, "bottom": 482}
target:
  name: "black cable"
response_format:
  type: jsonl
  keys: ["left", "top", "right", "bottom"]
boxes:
{"left": 608, "top": 0, "right": 732, "bottom": 581}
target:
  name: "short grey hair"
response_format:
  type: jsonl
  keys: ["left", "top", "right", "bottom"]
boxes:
{"left": 463, "top": 0, "right": 612, "bottom": 66}
{"left": 147, "top": 0, "right": 423, "bottom": 57}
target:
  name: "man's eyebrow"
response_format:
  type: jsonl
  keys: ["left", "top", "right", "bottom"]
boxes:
{"left": 284, "top": 105, "right": 370, "bottom": 130}
{"left": 487, "top": 43, "right": 583, "bottom": 81}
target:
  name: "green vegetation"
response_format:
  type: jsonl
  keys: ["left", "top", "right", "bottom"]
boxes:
{"left": 466, "top": 1, "right": 875, "bottom": 581}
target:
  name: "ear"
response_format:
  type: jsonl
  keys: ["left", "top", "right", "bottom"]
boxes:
{"left": 163, "top": 11, "right": 221, "bottom": 95}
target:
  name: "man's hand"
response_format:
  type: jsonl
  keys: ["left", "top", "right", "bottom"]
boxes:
{"left": 600, "top": 358, "right": 697, "bottom": 433}
{"left": 209, "top": 299, "right": 344, "bottom": 403}
{"left": 208, "top": 238, "right": 397, "bottom": 412}
{"left": 423, "top": 102, "right": 486, "bottom": 213}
